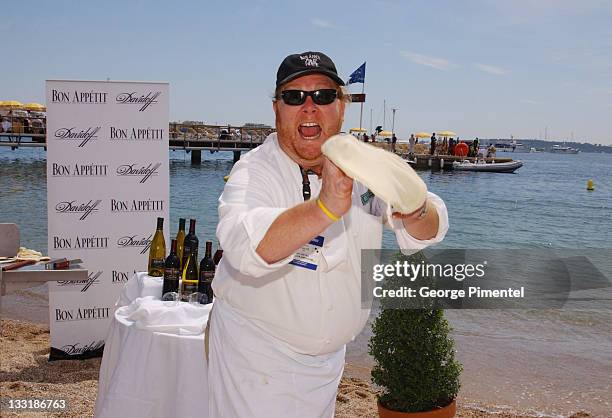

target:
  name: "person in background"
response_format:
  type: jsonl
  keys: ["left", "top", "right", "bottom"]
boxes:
{"left": 208, "top": 51, "right": 449, "bottom": 418}
{"left": 370, "top": 133, "right": 376, "bottom": 143}
{"left": 391, "top": 133, "right": 397, "bottom": 153}
{"left": 440, "top": 138, "right": 448, "bottom": 155}
{"left": 1, "top": 118, "right": 11, "bottom": 133}
{"left": 487, "top": 144, "right": 496, "bottom": 159}
{"left": 468, "top": 141, "right": 475, "bottom": 158}
{"left": 430, "top": 132, "right": 437, "bottom": 155}
{"left": 448, "top": 137, "right": 455, "bottom": 155}
{"left": 408, "top": 133, "right": 416, "bottom": 158}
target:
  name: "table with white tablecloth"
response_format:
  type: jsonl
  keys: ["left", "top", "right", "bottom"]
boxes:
{"left": 94, "top": 272, "right": 212, "bottom": 418}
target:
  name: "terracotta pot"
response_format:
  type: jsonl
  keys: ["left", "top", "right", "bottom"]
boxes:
{"left": 377, "top": 399, "right": 456, "bottom": 418}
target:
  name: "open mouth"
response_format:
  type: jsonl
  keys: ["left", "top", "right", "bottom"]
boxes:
{"left": 298, "top": 122, "right": 321, "bottom": 140}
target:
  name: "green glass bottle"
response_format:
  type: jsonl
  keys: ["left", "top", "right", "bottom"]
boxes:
{"left": 181, "top": 247, "right": 199, "bottom": 301}
{"left": 162, "top": 239, "right": 180, "bottom": 296}
{"left": 198, "top": 241, "right": 215, "bottom": 304}
{"left": 181, "top": 219, "right": 198, "bottom": 271}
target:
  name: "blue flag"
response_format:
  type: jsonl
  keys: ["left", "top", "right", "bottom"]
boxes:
{"left": 347, "top": 62, "right": 366, "bottom": 84}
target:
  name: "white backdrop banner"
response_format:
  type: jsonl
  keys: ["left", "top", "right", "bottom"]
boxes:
{"left": 46, "top": 80, "right": 169, "bottom": 360}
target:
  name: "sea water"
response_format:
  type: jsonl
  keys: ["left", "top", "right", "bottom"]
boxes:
{"left": 1, "top": 147, "right": 611, "bottom": 415}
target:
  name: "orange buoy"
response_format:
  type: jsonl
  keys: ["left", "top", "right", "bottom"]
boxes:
{"left": 454, "top": 142, "right": 469, "bottom": 157}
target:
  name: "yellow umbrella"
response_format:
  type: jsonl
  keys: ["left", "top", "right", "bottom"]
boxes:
{"left": 0, "top": 100, "right": 24, "bottom": 109}
{"left": 414, "top": 132, "right": 431, "bottom": 138}
{"left": 378, "top": 130, "right": 393, "bottom": 137}
{"left": 438, "top": 130, "right": 457, "bottom": 137}
{"left": 349, "top": 127, "right": 367, "bottom": 133}
{"left": 24, "top": 103, "right": 46, "bottom": 111}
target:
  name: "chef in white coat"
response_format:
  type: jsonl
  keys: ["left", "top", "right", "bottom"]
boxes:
{"left": 208, "top": 51, "right": 449, "bottom": 417}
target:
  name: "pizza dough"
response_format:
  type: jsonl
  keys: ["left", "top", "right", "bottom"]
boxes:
{"left": 321, "top": 134, "right": 427, "bottom": 214}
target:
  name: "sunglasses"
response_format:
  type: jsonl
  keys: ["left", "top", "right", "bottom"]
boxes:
{"left": 279, "top": 89, "right": 338, "bottom": 106}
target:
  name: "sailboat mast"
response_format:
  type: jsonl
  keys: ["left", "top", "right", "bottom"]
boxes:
{"left": 383, "top": 99, "right": 386, "bottom": 131}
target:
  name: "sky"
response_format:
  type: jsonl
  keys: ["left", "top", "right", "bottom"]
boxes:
{"left": 3, "top": 0, "right": 612, "bottom": 144}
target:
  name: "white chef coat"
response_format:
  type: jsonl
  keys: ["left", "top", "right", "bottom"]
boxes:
{"left": 213, "top": 133, "right": 449, "bottom": 355}
{"left": 208, "top": 298, "right": 345, "bottom": 418}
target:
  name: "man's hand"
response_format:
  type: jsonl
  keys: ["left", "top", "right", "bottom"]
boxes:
{"left": 319, "top": 157, "right": 353, "bottom": 218}
{"left": 391, "top": 200, "right": 427, "bottom": 221}
{"left": 393, "top": 199, "right": 440, "bottom": 241}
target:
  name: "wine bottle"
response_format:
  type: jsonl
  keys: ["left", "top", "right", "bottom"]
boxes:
{"left": 213, "top": 241, "right": 223, "bottom": 266}
{"left": 148, "top": 217, "right": 166, "bottom": 277}
{"left": 162, "top": 239, "right": 180, "bottom": 296}
{"left": 176, "top": 218, "right": 186, "bottom": 270}
{"left": 198, "top": 241, "right": 215, "bottom": 304}
{"left": 181, "top": 219, "right": 199, "bottom": 271}
{"left": 181, "top": 247, "right": 199, "bottom": 301}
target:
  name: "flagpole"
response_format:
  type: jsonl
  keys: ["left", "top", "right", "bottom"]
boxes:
{"left": 359, "top": 80, "right": 365, "bottom": 130}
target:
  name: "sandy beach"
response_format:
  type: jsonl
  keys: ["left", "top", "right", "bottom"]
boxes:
{"left": 0, "top": 307, "right": 597, "bottom": 418}
{"left": 0, "top": 318, "right": 552, "bottom": 418}
{"left": 0, "top": 284, "right": 606, "bottom": 418}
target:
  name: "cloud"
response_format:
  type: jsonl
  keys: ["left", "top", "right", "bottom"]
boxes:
{"left": 481, "top": 0, "right": 612, "bottom": 25}
{"left": 475, "top": 63, "right": 509, "bottom": 75}
{"left": 400, "top": 51, "right": 453, "bottom": 71}
{"left": 520, "top": 99, "right": 541, "bottom": 105}
{"left": 310, "top": 18, "right": 335, "bottom": 29}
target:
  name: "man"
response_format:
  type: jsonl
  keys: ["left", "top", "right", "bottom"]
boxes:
{"left": 209, "top": 51, "right": 449, "bottom": 417}
{"left": 408, "top": 133, "right": 416, "bottom": 157}
{"left": 391, "top": 133, "right": 397, "bottom": 153}
{"left": 430, "top": 132, "right": 437, "bottom": 155}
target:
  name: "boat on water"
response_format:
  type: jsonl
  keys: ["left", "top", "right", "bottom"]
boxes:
{"left": 493, "top": 137, "right": 526, "bottom": 153}
{"left": 452, "top": 159, "right": 523, "bottom": 173}
{"left": 551, "top": 144, "right": 579, "bottom": 154}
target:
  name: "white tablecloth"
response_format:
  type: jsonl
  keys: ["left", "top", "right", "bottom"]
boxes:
{"left": 94, "top": 272, "right": 212, "bottom": 418}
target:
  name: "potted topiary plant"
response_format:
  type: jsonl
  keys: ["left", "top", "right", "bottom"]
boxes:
{"left": 368, "top": 252, "right": 462, "bottom": 417}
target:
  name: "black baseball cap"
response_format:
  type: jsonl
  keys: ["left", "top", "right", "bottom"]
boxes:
{"left": 276, "top": 51, "right": 345, "bottom": 87}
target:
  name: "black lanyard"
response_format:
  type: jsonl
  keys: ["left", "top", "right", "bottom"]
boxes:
{"left": 300, "top": 167, "right": 311, "bottom": 201}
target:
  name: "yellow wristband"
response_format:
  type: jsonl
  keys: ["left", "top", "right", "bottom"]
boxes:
{"left": 317, "top": 198, "right": 340, "bottom": 222}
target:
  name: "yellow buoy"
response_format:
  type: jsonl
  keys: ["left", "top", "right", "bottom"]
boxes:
{"left": 587, "top": 179, "right": 594, "bottom": 191}
{"left": 223, "top": 175, "right": 230, "bottom": 182}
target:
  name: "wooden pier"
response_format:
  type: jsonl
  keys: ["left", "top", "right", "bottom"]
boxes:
{"left": 0, "top": 122, "right": 274, "bottom": 164}
{"left": 1, "top": 125, "right": 514, "bottom": 168}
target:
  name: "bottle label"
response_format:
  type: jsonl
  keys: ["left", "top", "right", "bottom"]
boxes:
{"left": 163, "top": 267, "right": 180, "bottom": 280}
{"left": 149, "top": 259, "right": 165, "bottom": 276}
{"left": 201, "top": 271, "right": 214, "bottom": 281}
{"left": 181, "top": 280, "right": 198, "bottom": 301}
{"left": 162, "top": 268, "right": 180, "bottom": 295}
{"left": 151, "top": 259, "right": 165, "bottom": 269}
